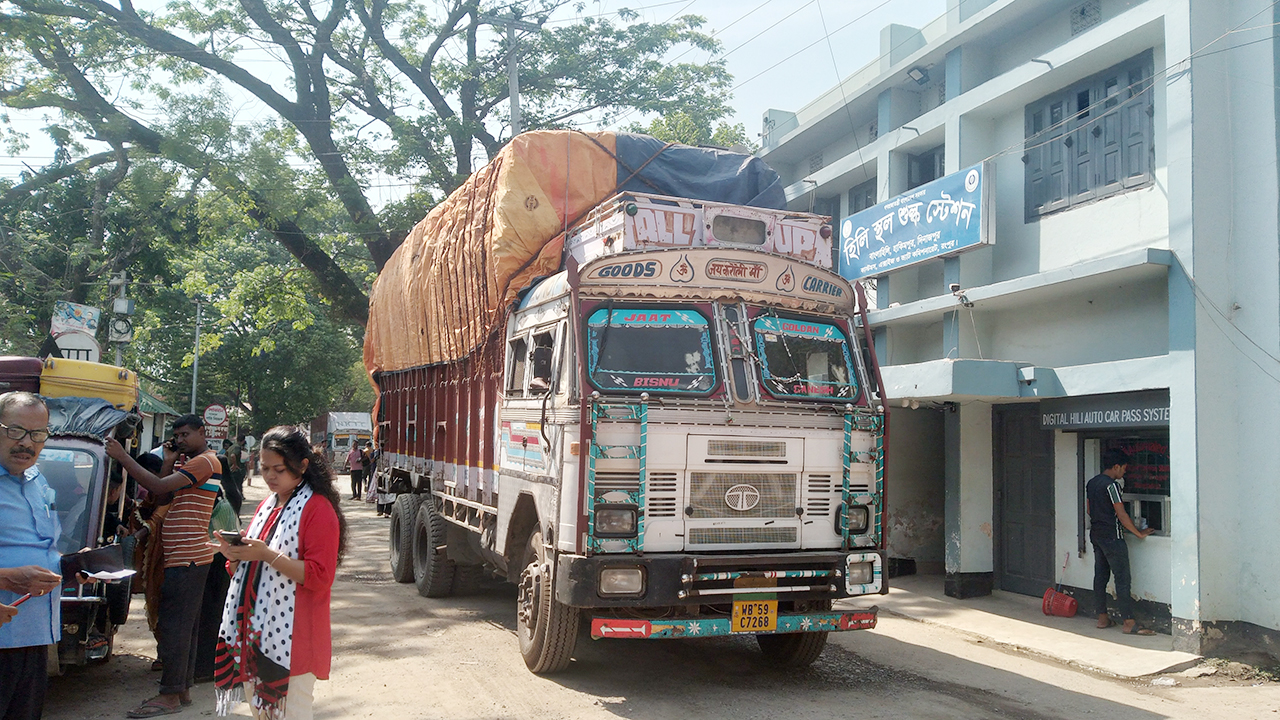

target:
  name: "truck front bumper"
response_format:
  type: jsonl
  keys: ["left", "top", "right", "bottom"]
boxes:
{"left": 589, "top": 606, "right": 877, "bottom": 640}
{"left": 555, "top": 549, "right": 885, "bottom": 608}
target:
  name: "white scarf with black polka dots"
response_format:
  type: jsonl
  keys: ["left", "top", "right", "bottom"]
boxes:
{"left": 216, "top": 484, "right": 311, "bottom": 718}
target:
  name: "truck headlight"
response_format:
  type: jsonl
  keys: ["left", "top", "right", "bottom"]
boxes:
{"left": 599, "top": 567, "right": 645, "bottom": 595}
{"left": 845, "top": 505, "right": 869, "bottom": 534}
{"left": 847, "top": 561, "right": 874, "bottom": 585}
{"left": 595, "top": 506, "right": 638, "bottom": 537}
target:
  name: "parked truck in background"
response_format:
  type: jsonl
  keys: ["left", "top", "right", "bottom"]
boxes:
{"left": 310, "top": 412, "right": 372, "bottom": 469}
{"left": 365, "top": 131, "right": 888, "bottom": 673}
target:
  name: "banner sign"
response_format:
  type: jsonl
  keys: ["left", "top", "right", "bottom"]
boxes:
{"left": 50, "top": 301, "right": 101, "bottom": 336}
{"left": 839, "top": 161, "right": 992, "bottom": 280}
{"left": 1039, "top": 390, "right": 1170, "bottom": 431}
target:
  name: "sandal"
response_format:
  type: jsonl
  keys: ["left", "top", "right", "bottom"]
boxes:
{"left": 125, "top": 698, "right": 183, "bottom": 717}
{"left": 1096, "top": 618, "right": 1116, "bottom": 629}
{"left": 1122, "top": 624, "right": 1157, "bottom": 636}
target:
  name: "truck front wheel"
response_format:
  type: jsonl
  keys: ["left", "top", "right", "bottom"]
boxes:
{"left": 516, "top": 530, "right": 578, "bottom": 673}
{"left": 390, "top": 493, "right": 424, "bottom": 583}
{"left": 412, "top": 500, "right": 456, "bottom": 597}
{"left": 756, "top": 631, "right": 829, "bottom": 668}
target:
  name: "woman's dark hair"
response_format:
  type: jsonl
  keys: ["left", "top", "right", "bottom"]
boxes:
{"left": 259, "top": 425, "right": 348, "bottom": 563}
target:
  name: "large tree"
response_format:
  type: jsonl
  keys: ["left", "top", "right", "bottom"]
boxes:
{"left": 0, "top": 0, "right": 734, "bottom": 326}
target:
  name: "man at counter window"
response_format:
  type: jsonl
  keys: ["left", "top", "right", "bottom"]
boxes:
{"left": 1086, "top": 448, "right": 1155, "bottom": 636}
{"left": 0, "top": 392, "right": 65, "bottom": 719}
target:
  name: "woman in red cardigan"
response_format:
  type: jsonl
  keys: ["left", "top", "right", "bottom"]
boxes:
{"left": 212, "top": 426, "right": 346, "bottom": 720}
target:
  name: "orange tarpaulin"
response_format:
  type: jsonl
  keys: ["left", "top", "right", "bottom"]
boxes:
{"left": 364, "top": 131, "right": 619, "bottom": 375}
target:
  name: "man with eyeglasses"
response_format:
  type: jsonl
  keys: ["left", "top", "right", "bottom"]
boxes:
{"left": 0, "top": 391, "right": 64, "bottom": 719}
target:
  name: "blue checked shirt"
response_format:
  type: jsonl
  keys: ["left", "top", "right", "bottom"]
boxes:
{"left": 0, "top": 464, "right": 61, "bottom": 648}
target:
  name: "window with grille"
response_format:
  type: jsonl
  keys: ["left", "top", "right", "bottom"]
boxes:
{"left": 1024, "top": 50, "right": 1153, "bottom": 220}
{"left": 848, "top": 178, "right": 877, "bottom": 214}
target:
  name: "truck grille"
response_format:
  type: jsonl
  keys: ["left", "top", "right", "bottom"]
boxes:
{"left": 806, "top": 473, "right": 834, "bottom": 517}
{"left": 688, "top": 472, "right": 796, "bottom": 518}
{"left": 688, "top": 527, "right": 797, "bottom": 545}
{"left": 647, "top": 472, "right": 679, "bottom": 518}
{"left": 706, "top": 439, "right": 786, "bottom": 458}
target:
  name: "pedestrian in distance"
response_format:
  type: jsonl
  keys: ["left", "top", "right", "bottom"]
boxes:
{"left": 107, "top": 414, "right": 223, "bottom": 717}
{"left": 225, "top": 437, "right": 246, "bottom": 514}
{"left": 213, "top": 426, "right": 344, "bottom": 720}
{"left": 345, "top": 444, "right": 363, "bottom": 501}
{"left": 0, "top": 392, "right": 65, "bottom": 720}
{"left": 1086, "top": 448, "right": 1156, "bottom": 636}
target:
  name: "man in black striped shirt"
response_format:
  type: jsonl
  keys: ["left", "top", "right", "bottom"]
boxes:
{"left": 1086, "top": 449, "right": 1155, "bottom": 635}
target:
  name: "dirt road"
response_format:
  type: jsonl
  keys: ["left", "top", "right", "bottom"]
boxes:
{"left": 43, "top": 481, "right": 1278, "bottom": 719}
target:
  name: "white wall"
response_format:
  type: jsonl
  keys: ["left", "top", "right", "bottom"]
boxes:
{"left": 885, "top": 408, "right": 946, "bottom": 568}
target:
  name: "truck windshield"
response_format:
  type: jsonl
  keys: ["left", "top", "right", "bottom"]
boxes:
{"left": 37, "top": 446, "right": 100, "bottom": 554}
{"left": 586, "top": 307, "right": 716, "bottom": 393}
{"left": 752, "top": 315, "right": 859, "bottom": 401}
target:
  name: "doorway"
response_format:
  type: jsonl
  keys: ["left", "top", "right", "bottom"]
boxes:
{"left": 993, "top": 403, "right": 1055, "bottom": 596}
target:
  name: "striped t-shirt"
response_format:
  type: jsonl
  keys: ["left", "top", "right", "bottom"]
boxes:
{"left": 160, "top": 449, "right": 220, "bottom": 567}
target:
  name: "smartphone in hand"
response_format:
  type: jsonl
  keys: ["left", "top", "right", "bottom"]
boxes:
{"left": 218, "top": 531, "right": 246, "bottom": 546}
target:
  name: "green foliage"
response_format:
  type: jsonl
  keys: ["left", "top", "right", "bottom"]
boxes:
{"left": 0, "top": 0, "right": 744, "bottom": 426}
{"left": 626, "top": 111, "right": 756, "bottom": 152}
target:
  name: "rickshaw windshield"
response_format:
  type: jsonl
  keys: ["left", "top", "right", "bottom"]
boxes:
{"left": 37, "top": 446, "right": 101, "bottom": 554}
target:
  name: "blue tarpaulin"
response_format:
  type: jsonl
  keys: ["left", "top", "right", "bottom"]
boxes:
{"left": 614, "top": 133, "right": 786, "bottom": 210}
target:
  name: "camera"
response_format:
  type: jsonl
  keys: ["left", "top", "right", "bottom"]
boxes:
{"left": 949, "top": 283, "right": 961, "bottom": 293}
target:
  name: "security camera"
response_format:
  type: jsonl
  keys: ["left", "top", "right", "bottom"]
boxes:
{"left": 948, "top": 283, "right": 961, "bottom": 293}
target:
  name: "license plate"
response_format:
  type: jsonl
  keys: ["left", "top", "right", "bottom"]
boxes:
{"left": 731, "top": 599, "right": 777, "bottom": 633}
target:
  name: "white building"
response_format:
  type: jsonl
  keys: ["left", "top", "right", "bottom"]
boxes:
{"left": 759, "top": 0, "right": 1279, "bottom": 656}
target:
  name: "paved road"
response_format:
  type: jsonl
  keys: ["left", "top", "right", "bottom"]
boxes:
{"left": 44, "top": 480, "right": 1278, "bottom": 719}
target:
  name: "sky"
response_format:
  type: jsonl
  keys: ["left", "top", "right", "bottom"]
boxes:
{"left": 582, "top": 0, "right": 948, "bottom": 140}
{"left": 0, "top": 0, "right": 948, "bottom": 183}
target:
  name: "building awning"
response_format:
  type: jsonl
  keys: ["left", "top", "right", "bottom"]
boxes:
{"left": 880, "top": 355, "right": 1171, "bottom": 404}
{"left": 139, "top": 388, "right": 182, "bottom": 417}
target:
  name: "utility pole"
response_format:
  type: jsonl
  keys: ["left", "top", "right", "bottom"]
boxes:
{"left": 107, "top": 271, "right": 135, "bottom": 366}
{"left": 190, "top": 300, "right": 203, "bottom": 415}
{"left": 479, "top": 12, "right": 543, "bottom": 136}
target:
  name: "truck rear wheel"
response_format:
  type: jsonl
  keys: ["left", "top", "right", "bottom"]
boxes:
{"left": 516, "top": 530, "right": 578, "bottom": 673}
{"left": 390, "top": 493, "right": 424, "bottom": 583}
{"left": 756, "top": 631, "right": 829, "bottom": 667}
{"left": 412, "top": 500, "right": 456, "bottom": 597}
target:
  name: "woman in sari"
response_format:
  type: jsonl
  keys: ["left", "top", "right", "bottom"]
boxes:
{"left": 213, "top": 426, "right": 345, "bottom": 719}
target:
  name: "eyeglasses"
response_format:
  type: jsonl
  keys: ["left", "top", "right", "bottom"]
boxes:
{"left": 0, "top": 423, "right": 50, "bottom": 443}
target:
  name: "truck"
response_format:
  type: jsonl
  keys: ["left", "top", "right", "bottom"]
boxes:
{"left": 309, "top": 412, "right": 372, "bottom": 469}
{"left": 364, "top": 131, "right": 888, "bottom": 673}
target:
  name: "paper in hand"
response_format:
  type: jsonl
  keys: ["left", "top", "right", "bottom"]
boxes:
{"left": 82, "top": 569, "right": 136, "bottom": 582}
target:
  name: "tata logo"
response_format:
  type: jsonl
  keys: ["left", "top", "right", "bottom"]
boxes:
{"left": 724, "top": 483, "right": 761, "bottom": 512}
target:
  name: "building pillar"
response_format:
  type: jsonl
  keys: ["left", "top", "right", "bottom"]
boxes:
{"left": 944, "top": 401, "right": 994, "bottom": 598}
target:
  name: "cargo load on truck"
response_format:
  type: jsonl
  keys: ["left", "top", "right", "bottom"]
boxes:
{"left": 365, "top": 131, "right": 886, "bottom": 674}
{"left": 364, "top": 130, "right": 786, "bottom": 373}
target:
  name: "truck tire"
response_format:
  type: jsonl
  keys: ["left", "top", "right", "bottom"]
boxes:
{"left": 412, "top": 500, "right": 456, "bottom": 597}
{"left": 516, "top": 530, "right": 578, "bottom": 673}
{"left": 452, "top": 564, "right": 485, "bottom": 596}
{"left": 390, "top": 493, "right": 424, "bottom": 584}
{"left": 756, "top": 631, "right": 829, "bottom": 667}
